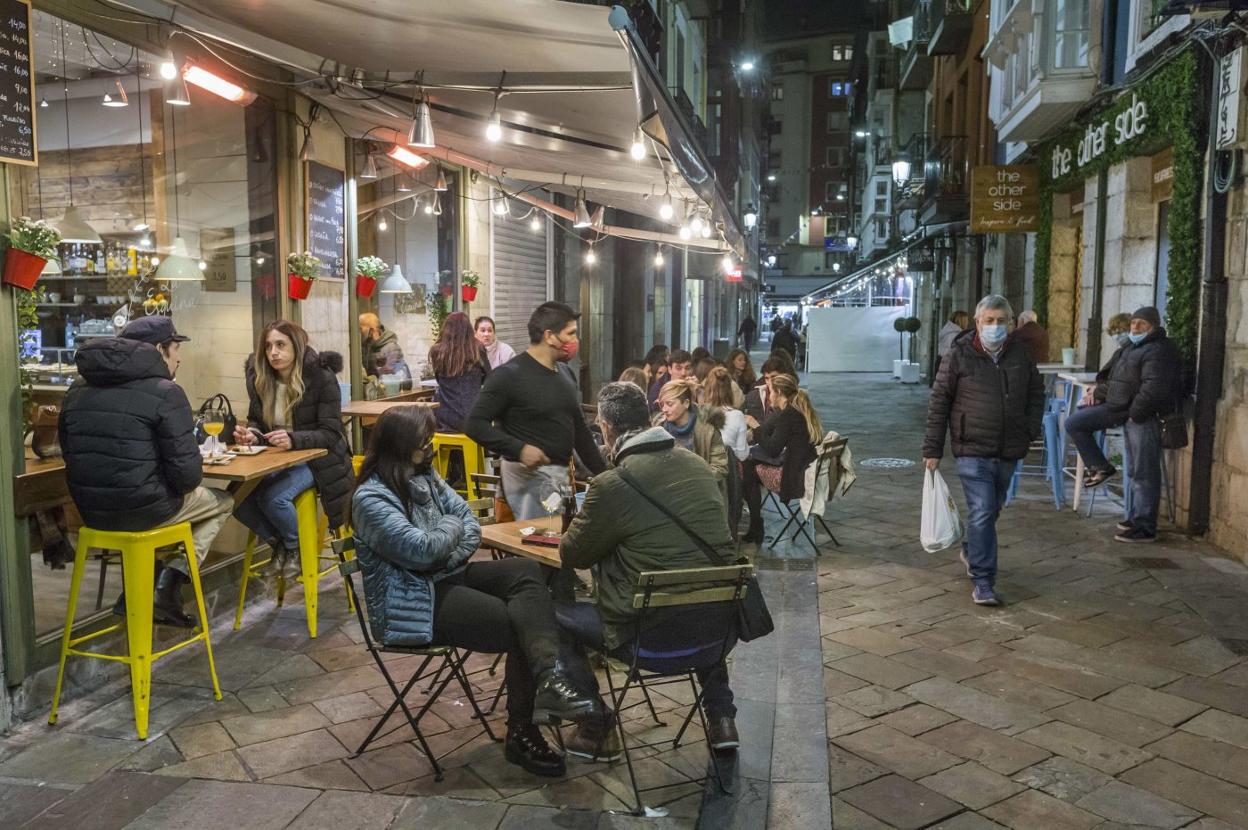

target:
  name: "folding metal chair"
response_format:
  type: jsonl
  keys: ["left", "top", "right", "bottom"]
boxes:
{"left": 769, "top": 436, "right": 847, "bottom": 552}
{"left": 331, "top": 537, "right": 499, "bottom": 780}
{"left": 602, "top": 564, "right": 751, "bottom": 816}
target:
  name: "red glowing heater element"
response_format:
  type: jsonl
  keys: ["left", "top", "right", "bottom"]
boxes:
{"left": 726, "top": 268, "right": 743, "bottom": 282}
{"left": 182, "top": 64, "right": 257, "bottom": 105}
{"left": 386, "top": 144, "right": 430, "bottom": 169}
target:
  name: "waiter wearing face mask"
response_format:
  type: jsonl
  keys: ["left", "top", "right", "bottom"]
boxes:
{"left": 922, "top": 295, "right": 1044, "bottom": 608}
{"left": 466, "top": 301, "right": 608, "bottom": 521}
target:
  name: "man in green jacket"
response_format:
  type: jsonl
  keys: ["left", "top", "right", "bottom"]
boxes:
{"left": 557, "top": 381, "right": 740, "bottom": 759}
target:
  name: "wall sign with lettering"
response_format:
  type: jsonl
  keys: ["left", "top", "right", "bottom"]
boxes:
{"left": 305, "top": 160, "right": 345, "bottom": 279}
{"left": 970, "top": 165, "right": 1039, "bottom": 233}
{"left": 0, "top": 0, "right": 37, "bottom": 166}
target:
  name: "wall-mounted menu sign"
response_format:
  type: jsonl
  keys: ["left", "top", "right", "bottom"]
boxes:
{"left": 0, "top": 0, "right": 37, "bottom": 166}
{"left": 305, "top": 160, "right": 345, "bottom": 279}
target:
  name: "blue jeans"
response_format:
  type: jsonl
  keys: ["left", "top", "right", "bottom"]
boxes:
{"left": 1065, "top": 404, "right": 1126, "bottom": 470}
{"left": 1125, "top": 418, "right": 1162, "bottom": 535}
{"left": 233, "top": 464, "right": 314, "bottom": 550}
{"left": 955, "top": 456, "right": 1015, "bottom": 587}
{"left": 555, "top": 601, "right": 737, "bottom": 720}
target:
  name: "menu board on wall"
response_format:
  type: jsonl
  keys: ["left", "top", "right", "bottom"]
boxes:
{"left": 305, "top": 160, "right": 345, "bottom": 279}
{"left": 0, "top": 0, "right": 37, "bottom": 166}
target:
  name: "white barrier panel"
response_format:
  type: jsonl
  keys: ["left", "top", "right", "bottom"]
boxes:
{"left": 806, "top": 306, "right": 909, "bottom": 372}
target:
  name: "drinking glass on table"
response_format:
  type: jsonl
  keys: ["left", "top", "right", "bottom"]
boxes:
{"left": 202, "top": 407, "right": 226, "bottom": 456}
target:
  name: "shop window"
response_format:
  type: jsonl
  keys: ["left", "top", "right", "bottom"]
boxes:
{"left": 832, "top": 44, "right": 853, "bottom": 62}
{"left": 771, "top": 82, "right": 784, "bottom": 101}
{"left": 1155, "top": 201, "right": 1171, "bottom": 314}
{"left": 826, "top": 111, "right": 848, "bottom": 133}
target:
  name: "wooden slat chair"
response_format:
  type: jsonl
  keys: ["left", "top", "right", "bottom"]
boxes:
{"left": 331, "top": 537, "right": 499, "bottom": 780}
{"left": 600, "top": 564, "right": 752, "bottom": 816}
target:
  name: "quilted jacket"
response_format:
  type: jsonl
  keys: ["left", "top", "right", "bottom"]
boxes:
{"left": 350, "top": 471, "right": 480, "bottom": 646}
{"left": 1102, "top": 327, "right": 1182, "bottom": 422}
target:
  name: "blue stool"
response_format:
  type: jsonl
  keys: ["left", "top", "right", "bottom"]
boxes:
{"left": 1007, "top": 407, "right": 1065, "bottom": 509}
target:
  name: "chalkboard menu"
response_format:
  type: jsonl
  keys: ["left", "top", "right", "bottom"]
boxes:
{"left": 0, "top": 0, "right": 37, "bottom": 166}
{"left": 305, "top": 160, "right": 345, "bottom": 278}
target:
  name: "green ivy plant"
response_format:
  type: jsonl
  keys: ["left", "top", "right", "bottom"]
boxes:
{"left": 16, "top": 286, "right": 45, "bottom": 429}
{"left": 1033, "top": 48, "right": 1200, "bottom": 363}
{"left": 428, "top": 291, "right": 449, "bottom": 341}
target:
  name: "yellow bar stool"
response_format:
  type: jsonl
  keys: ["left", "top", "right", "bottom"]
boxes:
{"left": 49, "top": 522, "right": 221, "bottom": 740}
{"left": 234, "top": 488, "right": 352, "bottom": 638}
{"left": 432, "top": 433, "right": 485, "bottom": 499}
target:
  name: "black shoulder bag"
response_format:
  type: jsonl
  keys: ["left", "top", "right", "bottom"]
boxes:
{"left": 194, "top": 393, "right": 238, "bottom": 445}
{"left": 615, "top": 467, "right": 774, "bottom": 642}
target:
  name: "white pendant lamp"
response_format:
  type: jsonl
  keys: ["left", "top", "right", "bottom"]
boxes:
{"left": 379, "top": 263, "right": 412, "bottom": 293}
{"left": 55, "top": 205, "right": 102, "bottom": 244}
{"left": 155, "top": 237, "right": 202, "bottom": 281}
{"left": 573, "top": 190, "right": 592, "bottom": 228}
{"left": 168, "top": 77, "right": 191, "bottom": 106}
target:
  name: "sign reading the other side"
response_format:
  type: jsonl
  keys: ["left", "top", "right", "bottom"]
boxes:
{"left": 970, "top": 165, "right": 1039, "bottom": 233}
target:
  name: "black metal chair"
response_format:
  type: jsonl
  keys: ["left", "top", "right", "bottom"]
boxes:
{"left": 771, "top": 434, "right": 848, "bottom": 552}
{"left": 331, "top": 537, "right": 499, "bottom": 780}
{"left": 601, "top": 563, "right": 752, "bottom": 815}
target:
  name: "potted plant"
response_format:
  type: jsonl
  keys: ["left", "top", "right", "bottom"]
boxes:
{"left": 354, "top": 255, "right": 387, "bottom": 298}
{"left": 428, "top": 291, "right": 450, "bottom": 341}
{"left": 4, "top": 217, "right": 61, "bottom": 290}
{"left": 286, "top": 251, "right": 322, "bottom": 300}
{"left": 461, "top": 269, "right": 481, "bottom": 302}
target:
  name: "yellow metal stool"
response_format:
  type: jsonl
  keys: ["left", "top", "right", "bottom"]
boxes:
{"left": 234, "top": 488, "right": 352, "bottom": 638}
{"left": 432, "top": 433, "right": 485, "bottom": 499}
{"left": 49, "top": 522, "right": 221, "bottom": 740}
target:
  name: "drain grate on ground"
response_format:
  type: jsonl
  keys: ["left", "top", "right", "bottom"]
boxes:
{"left": 858, "top": 457, "right": 916, "bottom": 469}
{"left": 1122, "top": 557, "right": 1182, "bottom": 570}
{"left": 755, "top": 556, "right": 816, "bottom": 571}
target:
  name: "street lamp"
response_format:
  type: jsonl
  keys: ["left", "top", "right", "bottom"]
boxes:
{"left": 743, "top": 204, "right": 758, "bottom": 229}
{"left": 892, "top": 153, "right": 912, "bottom": 188}
{"left": 846, "top": 235, "right": 858, "bottom": 248}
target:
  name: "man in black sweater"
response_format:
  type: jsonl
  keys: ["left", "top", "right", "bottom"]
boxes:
{"left": 467, "top": 302, "right": 607, "bottom": 520}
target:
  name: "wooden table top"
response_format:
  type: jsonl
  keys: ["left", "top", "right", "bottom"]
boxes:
{"left": 480, "top": 519, "right": 563, "bottom": 568}
{"left": 341, "top": 399, "right": 439, "bottom": 417}
{"left": 200, "top": 447, "right": 327, "bottom": 482}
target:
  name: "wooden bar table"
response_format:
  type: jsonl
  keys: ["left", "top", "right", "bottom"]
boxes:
{"left": 340, "top": 399, "right": 438, "bottom": 418}
{"left": 202, "top": 447, "right": 327, "bottom": 505}
{"left": 479, "top": 519, "right": 563, "bottom": 568}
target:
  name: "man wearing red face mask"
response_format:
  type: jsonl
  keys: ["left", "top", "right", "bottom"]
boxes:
{"left": 467, "top": 302, "right": 608, "bottom": 520}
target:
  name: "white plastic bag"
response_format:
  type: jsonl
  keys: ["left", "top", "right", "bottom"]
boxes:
{"left": 920, "top": 468, "right": 963, "bottom": 553}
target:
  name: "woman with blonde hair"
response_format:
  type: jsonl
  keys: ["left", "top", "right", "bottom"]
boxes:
{"left": 233, "top": 319, "right": 353, "bottom": 575}
{"left": 618, "top": 366, "right": 649, "bottom": 390}
{"left": 741, "top": 374, "right": 822, "bottom": 544}
{"left": 655, "top": 378, "right": 729, "bottom": 501}
{"left": 704, "top": 366, "right": 749, "bottom": 535}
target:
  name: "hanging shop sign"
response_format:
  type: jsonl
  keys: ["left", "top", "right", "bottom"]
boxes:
{"left": 0, "top": 0, "right": 37, "bottom": 166}
{"left": 1216, "top": 46, "right": 1245, "bottom": 150}
{"left": 907, "top": 242, "right": 935, "bottom": 272}
{"left": 970, "top": 165, "right": 1039, "bottom": 233}
{"left": 305, "top": 161, "right": 345, "bottom": 279}
{"left": 725, "top": 268, "right": 743, "bottom": 282}
{"left": 200, "top": 228, "right": 238, "bottom": 292}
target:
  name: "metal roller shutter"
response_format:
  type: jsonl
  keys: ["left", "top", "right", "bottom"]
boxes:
{"left": 492, "top": 214, "right": 549, "bottom": 352}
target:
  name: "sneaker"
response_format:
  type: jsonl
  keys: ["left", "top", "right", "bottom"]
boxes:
{"left": 707, "top": 716, "right": 740, "bottom": 752}
{"left": 504, "top": 724, "right": 566, "bottom": 777}
{"left": 532, "top": 668, "right": 602, "bottom": 725}
{"left": 1116, "top": 520, "right": 1134, "bottom": 534}
{"left": 1115, "top": 527, "right": 1157, "bottom": 543}
{"left": 972, "top": 583, "right": 1001, "bottom": 606}
{"left": 564, "top": 715, "right": 623, "bottom": 762}
{"left": 1083, "top": 466, "right": 1118, "bottom": 489}
{"left": 958, "top": 547, "right": 973, "bottom": 578}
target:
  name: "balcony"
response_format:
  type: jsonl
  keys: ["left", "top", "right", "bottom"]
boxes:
{"left": 920, "top": 135, "right": 969, "bottom": 224}
{"left": 900, "top": 1, "right": 933, "bottom": 90}
{"left": 893, "top": 134, "right": 928, "bottom": 210}
{"left": 927, "top": 0, "right": 974, "bottom": 56}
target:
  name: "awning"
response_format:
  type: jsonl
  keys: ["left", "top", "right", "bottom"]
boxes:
{"left": 108, "top": 0, "right": 744, "bottom": 256}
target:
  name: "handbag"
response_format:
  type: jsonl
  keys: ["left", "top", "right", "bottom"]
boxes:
{"left": 1160, "top": 411, "right": 1188, "bottom": 450}
{"left": 615, "top": 468, "right": 774, "bottom": 642}
{"left": 193, "top": 393, "right": 238, "bottom": 445}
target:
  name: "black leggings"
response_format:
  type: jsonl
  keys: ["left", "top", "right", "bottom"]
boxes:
{"left": 743, "top": 461, "right": 765, "bottom": 528}
{"left": 431, "top": 558, "right": 562, "bottom": 727}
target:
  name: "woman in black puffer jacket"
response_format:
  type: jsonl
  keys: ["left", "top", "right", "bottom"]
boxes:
{"left": 232, "top": 319, "right": 353, "bottom": 575}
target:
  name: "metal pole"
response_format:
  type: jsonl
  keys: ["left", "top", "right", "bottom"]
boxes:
{"left": 1087, "top": 165, "right": 1108, "bottom": 371}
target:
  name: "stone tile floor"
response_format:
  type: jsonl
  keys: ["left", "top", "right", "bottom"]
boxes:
{"left": 5, "top": 369, "right": 1248, "bottom": 829}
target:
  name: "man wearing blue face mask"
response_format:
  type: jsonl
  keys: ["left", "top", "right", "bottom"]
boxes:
{"left": 1082, "top": 306, "right": 1181, "bottom": 543}
{"left": 923, "top": 295, "right": 1044, "bottom": 606}
{"left": 1066, "top": 313, "right": 1135, "bottom": 485}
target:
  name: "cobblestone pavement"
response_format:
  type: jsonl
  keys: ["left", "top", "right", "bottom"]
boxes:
{"left": 808, "top": 373, "right": 1248, "bottom": 830}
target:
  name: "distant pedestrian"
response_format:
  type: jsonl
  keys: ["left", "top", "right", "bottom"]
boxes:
{"left": 771, "top": 321, "right": 798, "bottom": 361}
{"left": 1013, "top": 310, "right": 1050, "bottom": 364}
{"left": 738, "top": 315, "right": 758, "bottom": 351}
{"left": 938, "top": 311, "right": 969, "bottom": 358}
{"left": 923, "top": 295, "right": 1044, "bottom": 607}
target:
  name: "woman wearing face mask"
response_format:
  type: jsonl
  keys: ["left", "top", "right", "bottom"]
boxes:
{"left": 1065, "top": 312, "right": 1136, "bottom": 488}
{"left": 350, "top": 405, "right": 601, "bottom": 778}
{"left": 233, "top": 320, "right": 354, "bottom": 576}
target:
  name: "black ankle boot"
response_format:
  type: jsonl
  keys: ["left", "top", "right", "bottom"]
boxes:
{"left": 504, "top": 724, "right": 566, "bottom": 777}
{"left": 743, "top": 518, "right": 764, "bottom": 544}
{"left": 532, "top": 665, "right": 602, "bottom": 726}
{"left": 153, "top": 568, "right": 195, "bottom": 628}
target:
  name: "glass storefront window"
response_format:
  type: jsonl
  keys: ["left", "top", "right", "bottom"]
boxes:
{"left": 1052, "top": 0, "right": 1090, "bottom": 70}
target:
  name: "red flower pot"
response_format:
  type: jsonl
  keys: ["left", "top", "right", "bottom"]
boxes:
{"left": 355, "top": 274, "right": 377, "bottom": 298}
{"left": 461, "top": 285, "right": 478, "bottom": 302}
{"left": 3, "top": 248, "right": 48, "bottom": 290}
{"left": 288, "top": 273, "right": 314, "bottom": 300}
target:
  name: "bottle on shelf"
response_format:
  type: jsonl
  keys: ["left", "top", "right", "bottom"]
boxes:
{"left": 126, "top": 246, "right": 138, "bottom": 277}
{"left": 95, "top": 246, "right": 105, "bottom": 274}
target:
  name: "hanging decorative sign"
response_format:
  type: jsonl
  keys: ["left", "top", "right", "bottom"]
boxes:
{"left": 1217, "top": 46, "right": 1245, "bottom": 150}
{"left": 907, "top": 242, "right": 935, "bottom": 271}
{"left": 970, "top": 165, "right": 1039, "bottom": 233}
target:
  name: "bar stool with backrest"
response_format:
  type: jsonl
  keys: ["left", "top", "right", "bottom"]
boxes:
{"left": 49, "top": 522, "right": 222, "bottom": 739}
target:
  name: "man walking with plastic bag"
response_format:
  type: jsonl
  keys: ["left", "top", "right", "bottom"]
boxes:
{"left": 922, "top": 295, "right": 1044, "bottom": 606}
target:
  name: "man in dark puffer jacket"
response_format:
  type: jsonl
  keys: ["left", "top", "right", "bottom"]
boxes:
{"left": 923, "top": 295, "right": 1044, "bottom": 607}
{"left": 59, "top": 317, "right": 233, "bottom": 626}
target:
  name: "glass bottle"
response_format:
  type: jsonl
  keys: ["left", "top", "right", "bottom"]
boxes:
{"left": 126, "top": 246, "right": 138, "bottom": 277}
{"left": 95, "top": 245, "right": 105, "bottom": 274}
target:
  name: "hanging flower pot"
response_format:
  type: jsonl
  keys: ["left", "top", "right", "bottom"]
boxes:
{"left": 355, "top": 274, "right": 377, "bottom": 298}
{"left": 3, "top": 248, "right": 49, "bottom": 290}
{"left": 288, "top": 273, "right": 314, "bottom": 300}
{"left": 352, "top": 256, "right": 387, "bottom": 299}
{"left": 460, "top": 268, "right": 481, "bottom": 304}
{"left": 286, "top": 251, "right": 322, "bottom": 301}
{"left": 461, "top": 284, "right": 478, "bottom": 302}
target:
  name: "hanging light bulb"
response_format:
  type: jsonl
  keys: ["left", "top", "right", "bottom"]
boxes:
{"left": 433, "top": 194, "right": 442, "bottom": 216}
{"left": 377, "top": 214, "right": 388, "bottom": 232}
{"left": 159, "top": 50, "right": 179, "bottom": 81}
{"left": 584, "top": 245, "right": 597, "bottom": 265}
{"left": 168, "top": 77, "right": 191, "bottom": 106}
{"left": 102, "top": 79, "right": 128, "bottom": 107}
{"left": 678, "top": 225, "right": 692, "bottom": 240}
{"left": 530, "top": 214, "right": 542, "bottom": 232}
{"left": 423, "top": 199, "right": 434, "bottom": 215}
{"left": 689, "top": 214, "right": 704, "bottom": 235}
{"left": 573, "top": 190, "right": 592, "bottom": 228}
{"left": 700, "top": 220, "right": 713, "bottom": 239}
{"left": 198, "top": 260, "right": 208, "bottom": 271}
{"left": 659, "top": 197, "right": 674, "bottom": 221}
{"left": 629, "top": 128, "right": 646, "bottom": 161}
{"left": 722, "top": 254, "right": 734, "bottom": 273}
{"left": 407, "top": 99, "right": 436, "bottom": 148}
{"left": 359, "top": 153, "right": 378, "bottom": 179}
{"left": 493, "top": 196, "right": 509, "bottom": 217}
{"left": 150, "top": 256, "right": 160, "bottom": 267}
{"left": 434, "top": 168, "right": 448, "bottom": 191}
{"left": 485, "top": 108, "right": 502, "bottom": 142}
{"left": 654, "top": 247, "right": 665, "bottom": 267}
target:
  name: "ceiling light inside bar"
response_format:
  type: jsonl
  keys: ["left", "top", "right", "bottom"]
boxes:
{"left": 183, "top": 64, "right": 256, "bottom": 105}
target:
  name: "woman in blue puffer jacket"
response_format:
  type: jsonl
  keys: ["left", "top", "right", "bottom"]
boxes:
{"left": 348, "top": 405, "right": 601, "bottom": 778}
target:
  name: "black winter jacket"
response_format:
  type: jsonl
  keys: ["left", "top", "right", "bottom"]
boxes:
{"left": 752, "top": 405, "right": 817, "bottom": 500}
{"left": 59, "top": 338, "right": 202, "bottom": 530}
{"left": 243, "top": 349, "right": 354, "bottom": 527}
{"left": 1102, "top": 328, "right": 1182, "bottom": 422}
{"left": 923, "top": 331, "right": 1044, "bottom": 461}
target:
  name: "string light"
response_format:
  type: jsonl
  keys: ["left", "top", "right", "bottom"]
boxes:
{"left": 678, "top": 225, "right": 692, "bottom": 240}
{"left": 654, "top": 246, "right": 665, "bottom": 267}
{"left": 530, "top": 214, "right": 542, "bottom": 232}
{"left": 377, "top": 215, "right": 388, "bottom": 232}
{"left": 584, "top": 245, "right": 597, "bottom": 265}
{"left": 493, "top": 196, "right": 508, "bottom": 217}
{"left": 629, "top": 128, "right": 646, "bottom": 161}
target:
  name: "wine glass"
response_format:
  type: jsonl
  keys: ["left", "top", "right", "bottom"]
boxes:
{"left": 540, "top": 482, "right": 563, "bottom": 537}
{"left": 202, "top": 407, "right": 226, "bottom": 456}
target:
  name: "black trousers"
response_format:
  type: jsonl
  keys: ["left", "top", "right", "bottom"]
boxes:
{"left": 743, "top": 461, "right": 766, "bottom": 529}
{"left": 431, "top": 558, "right": 561, "bottom": 727}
